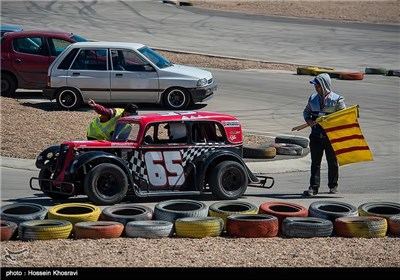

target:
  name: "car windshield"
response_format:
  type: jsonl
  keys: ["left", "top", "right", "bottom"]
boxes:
{"left": 71, "top": 34, "right": 88, "bottom": 42}
{"left": 138, "top": 46, "right": 173, "bottom": 69}
{"left": 112, "top": 121, "right": 140, "bottom": 142}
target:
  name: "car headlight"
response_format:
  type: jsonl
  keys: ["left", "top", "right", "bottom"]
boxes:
{"left": 197, "top": 78, "right": 208, "bottom": 87}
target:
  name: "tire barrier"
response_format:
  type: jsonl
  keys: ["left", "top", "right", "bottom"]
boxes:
{"left": 0, "top": 203, "right": 48, "bottom": 224}
{"left": 296, "top": 66, "right": 335, "bottom": 76}
{"left": 125, "top": 220, "right": 174, "bottom": 238}
{"left": 100, "top": 205, "right": 153, "bottom": 225}
{"left": 153, "top": 199, "right": 208, "bottom": 224}
{"left": 386, "top": 70, "right": 400, "bottom": 77}
{"left": 309, "top": 201, "right": 358, "bottom": 222}
{"left": 74, "top": 221, "right": 124, "bottom": 239}
{"left": 209, "top": 201, "right": 258, "bottom": 230}
{"left": 258, "top": 201, "right": 308, "bottom": 230}
{"left": 175, "top": 217, "right": 224, "bottom": 238}
{"left": 226, "top": 214, "right": 278, "bottom": 238}
{"left": 18, "top": 219, "right": 73, "bottom": 240}
{"left": 48, "top": 203, "right": 101, "bottom": 226}
{"left": 282, "top": 217, "right": 333, "bottom": 238}
{"left": 334, "top": 216, "right": 388, "bottom": 238}
{"left": 1, "top": 220, "right": 18, "bottom": 241}
{"left": 275, "top": 135, "right": 309, "bottom": 148}
{"left": 388, "top": 214, "right": 400, "bottom": 235}
{"left": 273, "top": 143, "right": 303, "bottom": 156}
{"left": 358, "top": 202, "right": 400, "bottom": 220}
{"left": 338, "top": 72, "right": 365, "bottom": 80}
{"left": 365, "top": 67, "right": 388, "bottom": 75}
{"left": 243, "top": 145, "right": 276, "bottom": 159}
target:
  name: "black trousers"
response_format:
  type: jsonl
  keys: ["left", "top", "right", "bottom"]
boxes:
{"left": 309, "top": 135, "right": 339, "bottom": 190}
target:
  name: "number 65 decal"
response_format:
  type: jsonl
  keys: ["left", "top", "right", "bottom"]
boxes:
{"left": 145, "top": 151, "right": 185, "bottom": 187}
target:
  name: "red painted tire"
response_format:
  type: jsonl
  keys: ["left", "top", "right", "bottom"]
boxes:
{"left": 388, "top": 214, "right": 400, "bottom": 235}
{"left": 226, "top": 214, "right": 278, "bottom": 238}
{"left": 74, "top": 221, "right": 124, "bottom": 239}
{"left": 1, "top": 220, "right": 18, "bottom": 241}
{"left": 338, "top": 72, "right": 365, "bottom": 80}
{"left": 258, "top": 201, "right": 308, "bottom": 230}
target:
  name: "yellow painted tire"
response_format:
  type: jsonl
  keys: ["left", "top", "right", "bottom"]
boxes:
{"left": 175, "top": 217, "right": 224, "bottom": 238}
{"left": 209, "top": 201, "right": 258, "bottom": 230}
{"left": 334, "top": 216, "right": 387, "bottom": 238}
{"left": 18, "top": 219, "right": 72, "bottom": 240}
{"left": 48, "top": 203, "right": 101, "bottom": 225}
{"left": 297, "top": 66, "right": 335, "bottom": 75}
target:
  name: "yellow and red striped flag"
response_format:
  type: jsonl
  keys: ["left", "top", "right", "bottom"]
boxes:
{"left": 316, "top": 105, "right": 373, "bottom": 166}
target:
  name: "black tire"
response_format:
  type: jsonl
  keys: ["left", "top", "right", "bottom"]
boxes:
{"left": 309, "top": 201, "right": 358, "bottom": 222}
{"left": 38, "top": 167, "right": 72, "bottom": 200}
{"left": 358, "top": 202, "right": 400, "bottom": 220}
{"left": 1, "top": 73, "right": 17, "bottom": 97}
{"left": 0, "top": 203, "right": 48, "bottom": 224}
{"left": 101, "top": 205, "right": 153, "bottom": 225}
{"left": 274, "top": 143, "right": 303, "bottom": 156}
{"left": 56, "top": 87, "right": 82, "bottom": 111}
{"left": 275, "top": 135, "right": 309, "bottom": 148}
{"left": 84, "top": 163, "right": 128, "bottom": 205}
{"left": 209, "top": 161, "right": 248, "bottom": 200}
{"left": 154, "top": 199, "right": 208, "bottom": 223}
{"left": 282, "top": 217, "right": 333, "bottom": 238}
{"left": 163, "top": 87, "right": 191, "bottom": 110}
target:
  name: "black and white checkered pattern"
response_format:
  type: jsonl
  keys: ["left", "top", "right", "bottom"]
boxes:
{"left": 181, "top": 144, "right": 219, "bottom": 167}
{"left": 128, "top": 150, "right": 148, "bottom": 180}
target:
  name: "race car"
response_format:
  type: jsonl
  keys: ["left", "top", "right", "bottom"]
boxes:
{"left": 30, "top": 111, "right": 274, "bottom": 205}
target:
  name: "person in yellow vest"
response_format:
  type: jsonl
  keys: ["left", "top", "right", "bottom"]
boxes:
{"left": 87, "top": 99, "right": 138, "bottom": 140}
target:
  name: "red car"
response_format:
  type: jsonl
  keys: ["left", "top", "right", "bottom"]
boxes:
{"left": 30, "top": 111, "right": 274, "bottom": 205}
{"left": 1, "top": 30, "right": 87, "bottom": 97}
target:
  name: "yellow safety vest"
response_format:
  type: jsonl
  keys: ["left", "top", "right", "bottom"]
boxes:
{"left": 87, "top": 108, "right": 124, "bottom": 140}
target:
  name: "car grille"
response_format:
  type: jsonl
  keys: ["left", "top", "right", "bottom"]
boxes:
{"left": 208, "top": 78, "right": 213, "bottom": 84}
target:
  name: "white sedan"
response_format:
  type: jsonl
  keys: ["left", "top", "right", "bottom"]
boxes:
{"left": 43, "top": 41, "right": 217, "bottom": 110}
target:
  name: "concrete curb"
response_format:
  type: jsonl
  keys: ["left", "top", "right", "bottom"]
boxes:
{"left": 0, "top": 155, "right": 310, "bottom": 174}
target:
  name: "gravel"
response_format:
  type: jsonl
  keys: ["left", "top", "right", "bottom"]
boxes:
{"left": 1, "top": 0, "right": 399, "bottom": 269}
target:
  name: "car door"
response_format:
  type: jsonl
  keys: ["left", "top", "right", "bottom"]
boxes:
{"left": 138, "top": 122, "right": 189, "bottom": 191}
{"left": 66, "top": 48, "right": 111, "bottom": 102}
{"left": 10, "top": 36, "right": 51, "bottom": 88}
{"left": 110, "top": 49, "right": 159, "bottom": 103}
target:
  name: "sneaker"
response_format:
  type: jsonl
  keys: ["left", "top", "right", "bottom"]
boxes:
{"left": 329, "top": 187, "right": 338, "bottom": 194}
{"left": 303, "top": 188, "right": 318, "bottom": 196}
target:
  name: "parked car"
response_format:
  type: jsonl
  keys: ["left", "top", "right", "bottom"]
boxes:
{"left": 1, "top": 30, "right": 87, "bottom": 97}
{"left": 43, "top": 41, "right": 217, "bottom": 110}
{"left": 0, "top": 25, "right": 23, "bottom": 37}
{"left": 30, "top": 111, "right": 274, "bottom": 205}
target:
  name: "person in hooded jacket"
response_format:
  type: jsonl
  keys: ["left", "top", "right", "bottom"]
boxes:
{"left": 303, "top": 73, "right": 346, "bottom": 196}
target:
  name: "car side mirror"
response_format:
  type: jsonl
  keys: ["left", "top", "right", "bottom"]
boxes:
{"left": 144, "top": 64, "right": 155, "bottom": 72}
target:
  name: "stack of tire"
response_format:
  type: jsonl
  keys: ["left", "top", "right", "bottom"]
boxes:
{"left": 274, "top": 135, "right": 309, "bottom": 156}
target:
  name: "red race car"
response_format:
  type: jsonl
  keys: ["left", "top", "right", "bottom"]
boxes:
{"left": 30, "top": 111, "right": 274, "bottom": 205}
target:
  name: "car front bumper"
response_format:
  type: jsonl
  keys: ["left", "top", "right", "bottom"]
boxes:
{"left": 189, "top": 81, "right": 217, "bottom": 103}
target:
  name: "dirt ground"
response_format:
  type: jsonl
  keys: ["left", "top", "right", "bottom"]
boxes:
{"left": 1, "top": 0, "right": 399, "bottom": 269}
